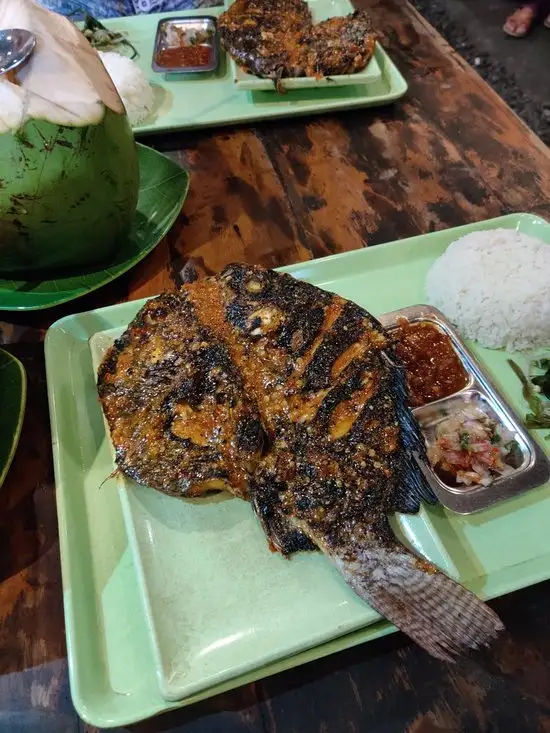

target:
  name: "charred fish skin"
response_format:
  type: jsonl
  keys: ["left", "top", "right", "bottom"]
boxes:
{"left": 305, "top": 12, "right": 377, "bottom": 77}
{"left": 248, "top": 334, "right": 433, "bottom": 553}
{"left": 186, "top": 263, "right": 435, "bottom": 552}
{"left": 218, "top": 0, "right": 377, "bottom": 82}
{"left": 210, "top": 264, "right": 503, "bottom": 661}
{"left": 218, "top": 0, "right": 311, "bottom": 80}
{"left": 97, "top": 291, "right": 265, "bottom": 499}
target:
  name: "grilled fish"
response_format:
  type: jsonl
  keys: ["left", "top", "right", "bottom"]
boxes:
{"left": 218, "top": 0, "right": 377, "bottom": 83}
{"left": 97, "top": 292, "right": 265, "bottom": 499}
{"left": 98, "top": 264, "right": 504, "bottom": 661}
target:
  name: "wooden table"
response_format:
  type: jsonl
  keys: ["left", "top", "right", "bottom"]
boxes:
{"left": 2, "top": 1, "right": 550, "bottom": 731}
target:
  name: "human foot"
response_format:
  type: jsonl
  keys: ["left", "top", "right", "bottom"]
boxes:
{"left": 503, "top": 5, "right": 537, "bottom": 36}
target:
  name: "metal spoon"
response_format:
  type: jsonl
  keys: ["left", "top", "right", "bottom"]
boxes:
{"left": 0, "top": 29, "right": 36, "bottom": 76}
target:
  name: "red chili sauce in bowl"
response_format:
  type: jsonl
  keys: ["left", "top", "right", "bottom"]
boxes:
{"left": 392, "top": 319, "right": 469, "bottom": 407}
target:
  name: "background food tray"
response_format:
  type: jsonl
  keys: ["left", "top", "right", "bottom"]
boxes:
{"left": 226, "top": 0, "right": 383, "bottom": 92}
{"left": 46, "top": 212, "right": 550, "bottom": 728}
{"left": 96, "top": 2, "right": 407, "bottom": 136}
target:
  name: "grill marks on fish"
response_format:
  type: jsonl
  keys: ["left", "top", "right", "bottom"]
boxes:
{"left": 218, "top": 0, "right": 377, "bottom": 84}
{"left": 185, "top": 266, "right": 393, "bottom": 552}
{"left": 98, "top": 263, "right": 504, "bottom": 661}
{"left": 97, "top": 292, "right": 264, "bottom": 498}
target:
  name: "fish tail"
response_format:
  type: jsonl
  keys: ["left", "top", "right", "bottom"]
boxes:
{"left": 331, "top": 543, "right": 504, "bottom": 662}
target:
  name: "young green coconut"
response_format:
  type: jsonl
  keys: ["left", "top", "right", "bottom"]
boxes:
{"left": 0, "top": 0, "right": 139, "bottom": 273}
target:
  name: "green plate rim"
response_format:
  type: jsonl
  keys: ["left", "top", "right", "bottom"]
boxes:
{"left": 0, "top": 143, "right": 189, "bottom": 312}
{"left": 91, "top": 8, "right": 408, "bottom": 137}
{"left": 0, "top": 348, "right": 27, "bottom": 489}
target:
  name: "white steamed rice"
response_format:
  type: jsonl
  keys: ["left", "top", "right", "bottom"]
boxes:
{"left": 425, "top": 228, "right": 550, "bottom": 352}
{"left": 98, "top": 51, "right": 154, "bottom": 127}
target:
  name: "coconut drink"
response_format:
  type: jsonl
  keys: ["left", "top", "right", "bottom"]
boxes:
{"left": 0, "top": 0, "right": 139, "bottom": 273}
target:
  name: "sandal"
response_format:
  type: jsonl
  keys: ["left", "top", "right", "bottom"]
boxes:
{"left": 503, "top": 4, "right": 537, "bottom": 36}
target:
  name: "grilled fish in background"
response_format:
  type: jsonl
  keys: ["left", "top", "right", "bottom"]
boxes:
{"left": 218, "top": 0, "right": 377, "bottom": 84}
{"left": 98, "top": 264, "right": 504, "bottom": 661}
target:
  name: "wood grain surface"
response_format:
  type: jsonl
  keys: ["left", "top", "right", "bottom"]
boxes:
{"left": 1, "top": 1, "right": 550, "bottom": 731}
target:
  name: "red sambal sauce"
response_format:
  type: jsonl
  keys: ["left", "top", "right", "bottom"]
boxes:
{"left": 157, "top": 44, "right": 212, "bottom": 68}
{"left": 392, "top": 319, "right": 469, "bottom": 407}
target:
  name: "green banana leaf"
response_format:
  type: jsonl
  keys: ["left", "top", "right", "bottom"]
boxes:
{"left": 0, "top": 349, "right": 27, "bottom": 489}
{"left": 0, "top": 144, "right": 190, "bottom": 311}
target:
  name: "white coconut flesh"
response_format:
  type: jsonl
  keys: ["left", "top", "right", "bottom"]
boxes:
{"left": 0, "top": 0, "right": 124, "bottom": 133}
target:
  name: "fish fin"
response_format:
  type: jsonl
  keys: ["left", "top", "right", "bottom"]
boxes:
{"left": 384, "top": 350, "right": 438, "bottom": 508}
{"left": 331, "top": 545, "right": 504, "bottom": 662}
{"left": 393, "top": 450, "right": 437, "bottom": 514}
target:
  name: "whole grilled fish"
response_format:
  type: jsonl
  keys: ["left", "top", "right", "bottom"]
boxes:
{"left": 218, "top": 0, "right": 377, "bottom": 83}
{"left": 98, "top": 263, "right": 503, "bottom": 661}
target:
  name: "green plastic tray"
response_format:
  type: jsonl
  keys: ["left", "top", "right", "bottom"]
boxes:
{"left": 45, "top": 212, "right": 550, "bottom": 728}
{"left": 0, "top": 349, "right": 26, "bottom": 488}
{"left": 97, "top": 4, "right": 407, "bottom": 136}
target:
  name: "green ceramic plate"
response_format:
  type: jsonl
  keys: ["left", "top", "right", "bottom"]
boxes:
{"left": 0, "top": 144, "right": 189, "bottom": 312}
{"left": 92, "top": 7, "right": 407, "bottom": 136}
{"left": 0, "top": 349, "right": 26, "bottom": 488}
{"left": 45, "top": 212, "right": 550, "bottom": 728}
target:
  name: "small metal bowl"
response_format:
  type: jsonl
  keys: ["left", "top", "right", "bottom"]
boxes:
{"left": 152, "top": 16, "right": 219, "bottom": 74}
{"left": 380, "top": 305, "right": 550, "bottom": 515}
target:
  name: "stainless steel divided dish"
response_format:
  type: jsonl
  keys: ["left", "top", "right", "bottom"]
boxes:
{"left": 152, "top": 16, "right": 219, "bottom": 73}
{"left": 379, "top": 304, "right": 550, "bottom": 514}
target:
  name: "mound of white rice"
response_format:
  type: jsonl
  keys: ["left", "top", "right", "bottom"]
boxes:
{"left": 98, "top": 51, "right": 154, "bottom": 127}
{"left": 425, "top": 228, "right": 550, "bottom": 352}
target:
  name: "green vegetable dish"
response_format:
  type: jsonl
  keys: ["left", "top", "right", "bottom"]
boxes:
{"left": 77, "top": 12, "right": 139, "bottom": 58}
{"left": 508, "top": 358, "right": 550, "bottom": 434}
